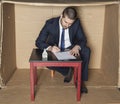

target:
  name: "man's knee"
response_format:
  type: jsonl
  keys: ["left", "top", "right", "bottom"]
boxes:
{"left": 85, "top": 47, "right": 91, "bottom": 55}
{"left": 81, "top": 46, "right": 91, "bottom": 59}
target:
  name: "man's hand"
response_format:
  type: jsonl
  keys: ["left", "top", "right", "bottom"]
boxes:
{"left": 48, "top": 46, "right": 60, "bottom": 53}
{"left": 70, "top": 45, "right": 80, "bottom": 56}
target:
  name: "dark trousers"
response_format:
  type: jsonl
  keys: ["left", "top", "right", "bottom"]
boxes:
{"left": 80, "top": 47, "right": 91, "bottom": 81}
{"left": 48, "top": 46, "right": 91, "bottom": 81}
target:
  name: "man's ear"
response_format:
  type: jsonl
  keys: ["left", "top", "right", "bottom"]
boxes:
{"left": 60, "top": 14, "right": 63, "bottom": 18}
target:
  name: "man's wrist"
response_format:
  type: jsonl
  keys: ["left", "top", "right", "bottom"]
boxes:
{"left": 46, "top": 46, "right": 52, "bottom": 51}
{"left": 75, "top": 45, "right": 81, "bottom": 50}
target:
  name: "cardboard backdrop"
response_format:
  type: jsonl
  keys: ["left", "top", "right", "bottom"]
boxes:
{"left": 15, "top": 5, "right": 105, "bottom": 69}
{"left": 0, "top": 0, "right": 119, "bottom": 87}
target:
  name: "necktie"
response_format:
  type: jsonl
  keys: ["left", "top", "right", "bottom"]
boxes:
{"left": 60, "top": 28, "right": 65, "bottom": 51}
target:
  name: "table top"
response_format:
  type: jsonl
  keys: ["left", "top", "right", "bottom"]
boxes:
{"left": 29, "top": 49, "right": 81, "bottom": 62}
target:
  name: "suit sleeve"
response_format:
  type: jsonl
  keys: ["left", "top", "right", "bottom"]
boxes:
{"left": 75, "top": 20, "right": 87, "bottom": 49}
{"left": 35, "top": 21, "right": 50, "bottom": 50}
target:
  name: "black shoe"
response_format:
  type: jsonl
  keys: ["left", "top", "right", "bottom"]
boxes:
{"left": 81, "top": 82, "right": 88, "bottom": 93}
{"left": 81, "top": 86, "right": 88, "bottom": 93}
{"left": 64, "top": 68, "right": 73, "bottom": 83}
{"left": 75, "top": 81, "right": 88, "bottom": 93}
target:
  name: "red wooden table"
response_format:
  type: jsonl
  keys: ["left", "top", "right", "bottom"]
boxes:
{"left": 29, "top": 49, "right": 82, "bottom": 101}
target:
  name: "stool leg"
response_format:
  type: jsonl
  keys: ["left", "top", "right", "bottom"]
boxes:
{"left": 30, "top": 63, "right": 35, "bottom": 101}
{"left": 51, "top": 70, "right": 55, "bottom": 77}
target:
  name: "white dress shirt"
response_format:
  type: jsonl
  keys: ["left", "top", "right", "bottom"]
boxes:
{"left": 58, "top": 19, "right": 71, "bottom": 49}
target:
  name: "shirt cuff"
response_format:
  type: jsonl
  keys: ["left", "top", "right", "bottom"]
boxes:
{"left": 46, "top": 46, "right": 52, "bottom": 50}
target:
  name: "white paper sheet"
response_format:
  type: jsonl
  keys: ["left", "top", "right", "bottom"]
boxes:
{"left": 53, "top": 51, "right": 76, "bottom": 60}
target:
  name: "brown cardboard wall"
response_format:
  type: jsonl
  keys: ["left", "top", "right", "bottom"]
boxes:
{"left": 15, "top": 5, "right": 105, "bottom": 69}
{"left": 1, "top": 3, "right": 16, "bottom": 84}
{"left": 15, "top": 6, "right": 54, "bottom": 69}
{"left": 0, "top": 2, "right": 3, "bottom": 86}
{"left": 0, "top": 1, "right": 119, "bottom": 86}
{"left": 77, "top": 6, "right": 105, "bottom": 69}
{"left": 119, "top": 4, "right": 120, "bottom": 88}
{"left": 101, "top": 4, "right": 119, "bottom": 85}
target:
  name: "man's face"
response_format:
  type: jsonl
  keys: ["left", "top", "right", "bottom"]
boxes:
{"left": 61, "top": 15, "right": 75, "bottom": 29}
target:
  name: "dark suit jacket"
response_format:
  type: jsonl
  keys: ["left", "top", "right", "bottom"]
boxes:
{"left": 36, "top": 17, "right": 87, "bottom": 50}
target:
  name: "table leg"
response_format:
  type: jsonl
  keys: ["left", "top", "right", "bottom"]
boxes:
{"left": 30, "top": 63, "right": 35, "bottom": 101}
{"left": 74, "top": 67, "right": 77, "bottom": 87}
{"left": 77, "top": 64, "right": 82, "bottom": 101}
{"left": 34, "top": 67, "right": 37, "bottom": 85}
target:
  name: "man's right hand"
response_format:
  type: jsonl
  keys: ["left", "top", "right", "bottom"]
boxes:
{"left": 48, "top": 46, "right": 60, "bottom": 53}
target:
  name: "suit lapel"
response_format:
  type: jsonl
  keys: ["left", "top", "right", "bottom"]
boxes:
{"left": 69, "top": 27, "right": 73, "bottom": 44}
{"left": 54, "top": 17, "right": 60, "bottom": 46}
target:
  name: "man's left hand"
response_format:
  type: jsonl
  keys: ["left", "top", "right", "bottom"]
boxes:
{"left": 70, "top": 45, "right": 80, "bottom": 56}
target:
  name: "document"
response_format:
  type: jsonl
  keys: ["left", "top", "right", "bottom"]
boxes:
{"left": 53, "top": 51, "right": 76, "bottom": 60}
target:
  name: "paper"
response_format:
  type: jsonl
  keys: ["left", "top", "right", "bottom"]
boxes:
{"left": 53, "top": 51, "right": 76, "bottom": 60}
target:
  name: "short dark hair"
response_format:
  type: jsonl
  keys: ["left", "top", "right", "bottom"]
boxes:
{"left": 62, "top": 7, "right": 77, "bottom": 20}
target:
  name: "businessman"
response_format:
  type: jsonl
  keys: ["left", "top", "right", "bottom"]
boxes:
{"left": 36, "top": 7, "right": 90, "bottom": 93}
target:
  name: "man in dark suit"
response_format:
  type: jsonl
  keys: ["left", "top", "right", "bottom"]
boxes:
{"left": 36, "top": 7, "right": 90, "bottom": 93}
